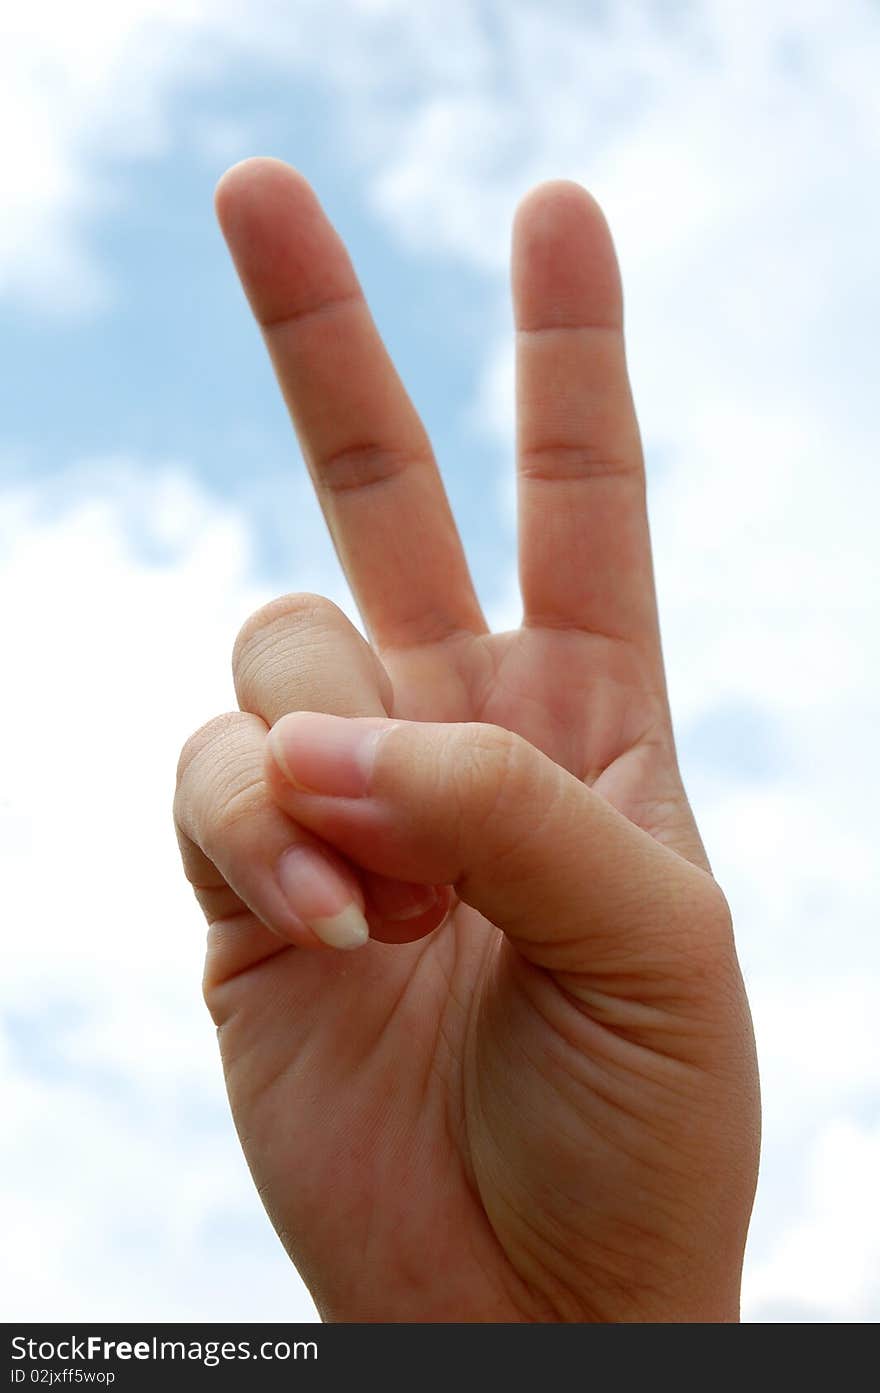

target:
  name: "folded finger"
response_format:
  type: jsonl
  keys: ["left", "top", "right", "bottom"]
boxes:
{"left": 174, "top": 711, "right": 450, "bottom": 954}
{"left": 174, "top": 711, "right": 370, "bottom": 951}
{"left": 232, "top": 590, "right": 393, "bottom": 728}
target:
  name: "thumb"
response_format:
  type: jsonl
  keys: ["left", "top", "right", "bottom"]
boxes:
{"left": 264, "top": 712, "right": 731, "bottom": 985}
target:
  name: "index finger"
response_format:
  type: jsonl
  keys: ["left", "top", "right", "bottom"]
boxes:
{"left": 215, "top": 157, "right": 487, "bottom": 653}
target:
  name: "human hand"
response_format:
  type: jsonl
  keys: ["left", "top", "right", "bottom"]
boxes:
{"left": 173, "top": 158, "right": 760, "bottom": 1322}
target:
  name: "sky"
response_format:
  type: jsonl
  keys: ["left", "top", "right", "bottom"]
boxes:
{"left": 1, "top": 0, "right": 878, "bottom": 1322}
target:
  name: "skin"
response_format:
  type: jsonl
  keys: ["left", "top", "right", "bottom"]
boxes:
{"left": 173, "top": 159, "right": 760, "bottom": 1322}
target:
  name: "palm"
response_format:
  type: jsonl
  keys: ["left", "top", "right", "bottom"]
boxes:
{"left": 201, "top": 161, "right": 745, "bottom": 1321}
{"left": 209, "top": 625, "right": 710, "bottom": 1320}
{"left": 391, "top": 626, "right": 698, "bottom": 844}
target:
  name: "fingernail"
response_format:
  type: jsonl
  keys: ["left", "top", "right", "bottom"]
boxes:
{"left": 369, "top": 880, "right": 441, "bottom": 923}
{"left": 268, "top": 712, "right": 394, "bottom": 797}
{"left": 278, "top": 844, "right": 369, "bottom": 951}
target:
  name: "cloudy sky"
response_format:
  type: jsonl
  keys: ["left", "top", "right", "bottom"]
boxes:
{"left": 2, "top": 0, "right": 878, "bottom": 1322}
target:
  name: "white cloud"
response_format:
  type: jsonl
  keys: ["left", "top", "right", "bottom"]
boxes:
{"left": 744, "top": 1118, "right": 880, "bottom": 1321}
{"left": 1, "top": 0, "right": 205, "bottom": 311}
{"left": 0, "top": 461, "right": 353, "bottom": 1319}
{"left": 0, "top": 0, "right": 493, "bottom": 313}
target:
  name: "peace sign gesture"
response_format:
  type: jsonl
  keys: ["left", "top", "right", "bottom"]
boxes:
{"left": 174, "top": 158, "right": 759, "bottom": 1322}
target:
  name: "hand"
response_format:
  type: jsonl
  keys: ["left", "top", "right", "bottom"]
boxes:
{"left": 173, "top": 159, "right": 760, "bottom": 1322}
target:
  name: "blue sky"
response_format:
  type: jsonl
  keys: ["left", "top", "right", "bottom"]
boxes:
{"left": 2, "top": 0, "right": 879, "bottom": 1322}
{"left": 1, "top": 71, "right": 505, "bottom": 596}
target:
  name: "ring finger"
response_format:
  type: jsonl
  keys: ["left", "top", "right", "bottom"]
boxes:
{"left": 232, "top": 588, "right": 453, "bottom": 937}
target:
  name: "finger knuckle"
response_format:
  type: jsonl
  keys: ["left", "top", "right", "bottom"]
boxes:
{"left": 203, "top": 775, "right": 267, "bottom": 859}
{"left": 661, "top": 873, "right": 738, "bottom": 991}
{"left": 174, "top": 713, "right": 262, "bottom": 851}
{"left": 691, "top": 876, "right": 736, "bottom": 958}
{"left": 175, "top": 712, "right": 244, "bottom": 793}
{"left": 232, "top": 591, "right": 345, "bottom": 682}
{"left": 452, "top": 723, "right": 528, "bottom": 848}
{"left": 317, "top": 439, "right": 428, "bottom": 495}
{"left": 518, "top": 437, "right": 642, "bottom": 485}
